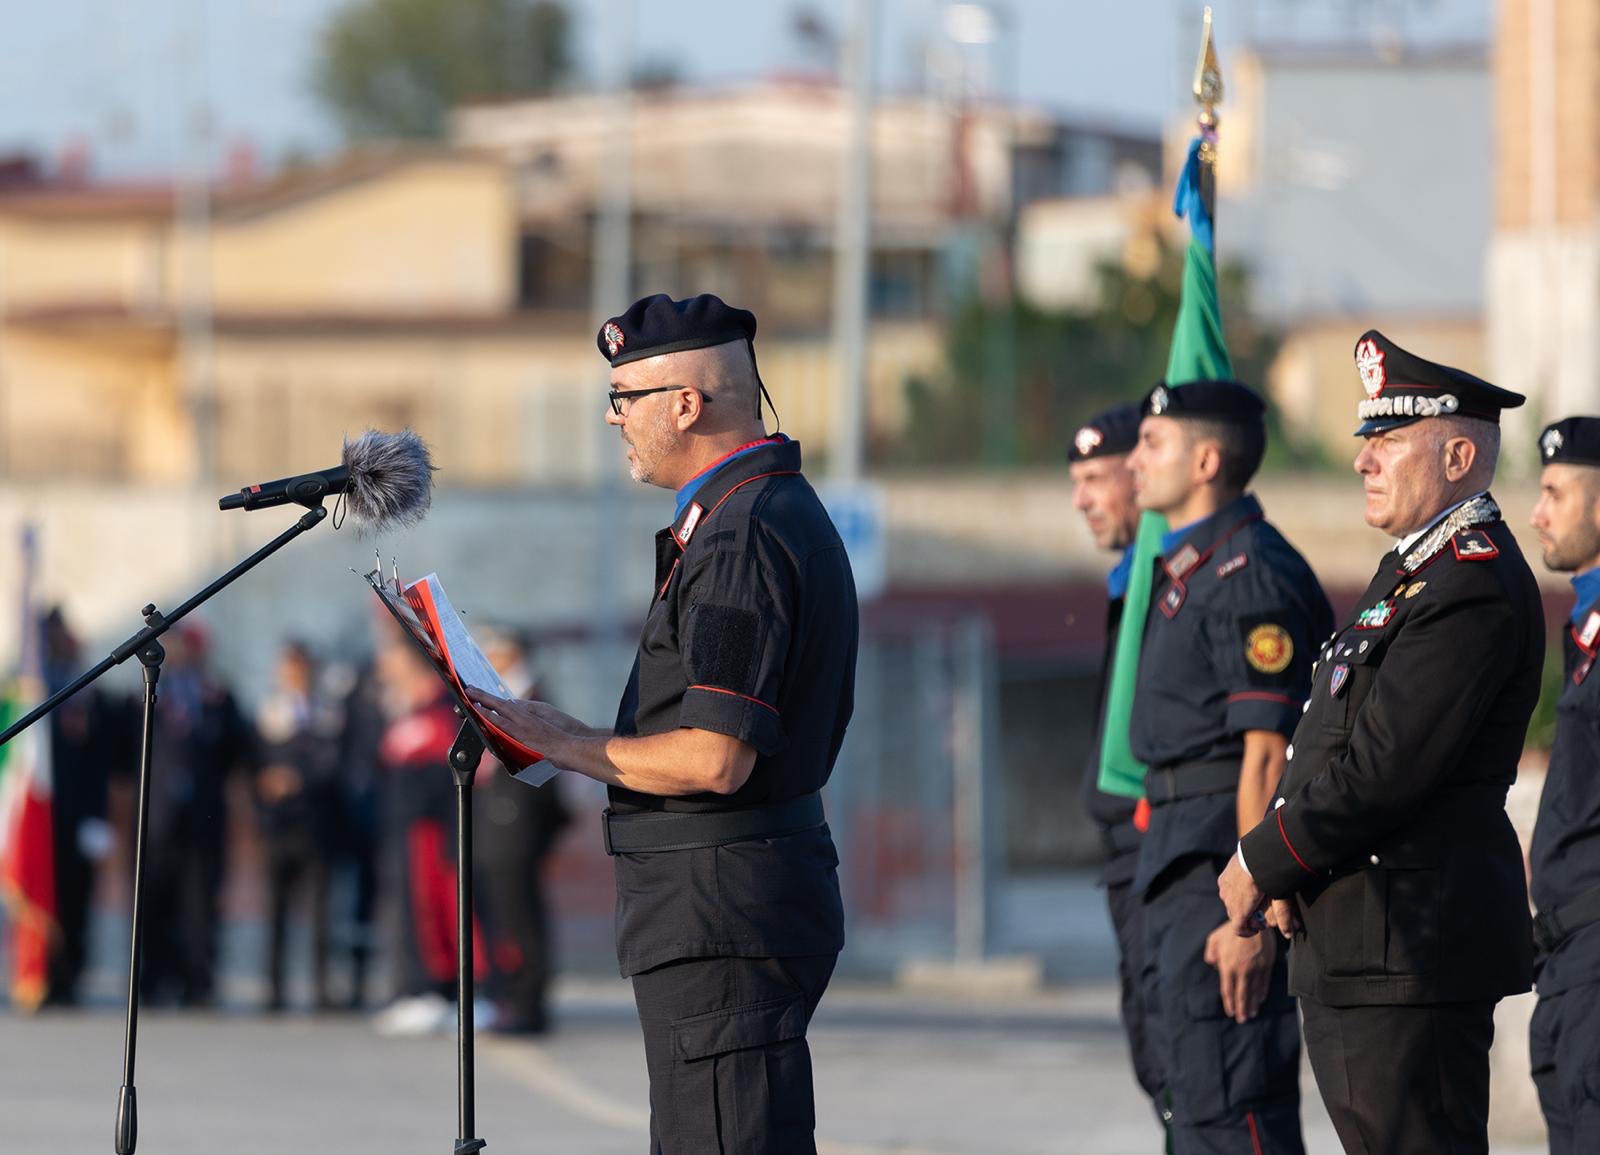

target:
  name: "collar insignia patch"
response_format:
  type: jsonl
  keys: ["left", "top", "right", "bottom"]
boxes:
{"left": 1578, "top": 611, "right": 1600, "bottom": 652}
{"left": 1452, "top": 530, "right": 1499, "bottom": 562}
{"left": 1166, "top": 543, "right": 1202, "bottom": 579}
{"left": 676, "top": 502, "right": 704, "bottom": 545}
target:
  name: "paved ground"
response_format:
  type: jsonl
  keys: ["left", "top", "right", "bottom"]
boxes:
{"left": 2, "top": 977, "right": 1549, "bottom": 1155}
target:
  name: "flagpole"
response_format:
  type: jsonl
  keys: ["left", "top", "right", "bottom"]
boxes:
{"left": 1193, "top": 7, "right": 1223, "bottom": 226}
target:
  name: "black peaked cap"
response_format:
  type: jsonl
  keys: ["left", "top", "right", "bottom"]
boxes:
{"left": 1351, "top": 329, "right": 1524, "bottom": 436}
{"left": 1068, "top": 402, "right": 1142, "bottom": 462}
{"left": 598, "top": 293, "right": 757, "bottom": 367}
{"left": 1539, "top": 417, "right": 1600, "bottom": 467}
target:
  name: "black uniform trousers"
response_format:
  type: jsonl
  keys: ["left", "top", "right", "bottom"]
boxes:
{"left": 1105, "top": 870, "right": 1165, "bottom": 1114}
{"left": 1531, "top": 980, "right": 1600, "bottom": 1155}
{"left": 263, "top": 834, "right": 332, "bottom": 1009}
{"left": 631, "top": 953, "right": 836, "bottom": 1155}
{"left": 1141, "top": 856, "right": 1304, "bottom": 1154}
{"left": 1300, "top": 997, "right": 1494, "bottom": 1155}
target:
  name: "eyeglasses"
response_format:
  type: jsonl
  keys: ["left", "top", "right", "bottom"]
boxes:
{"left": 608, "top": 385, "right": 711, "bottom": 417}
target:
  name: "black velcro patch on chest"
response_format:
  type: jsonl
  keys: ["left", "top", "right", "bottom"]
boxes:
{"left": 690, "top": 603, "right": 762, "bottom": 691}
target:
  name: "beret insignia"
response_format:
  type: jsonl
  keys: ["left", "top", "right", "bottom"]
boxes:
{"left": 1073, "top": 426, "right": 1104, "bottom": 457}
{"left": 1149, "top": 385, "right": 1170, "bottom": 415}
{"left": 602, "top": 321, "right": 626, "bottom": 358}
{"left": 1543, "top": 428, "right": 1565, "bottom": 459}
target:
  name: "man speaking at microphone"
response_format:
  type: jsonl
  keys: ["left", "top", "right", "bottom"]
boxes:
{"left": 470, "top": 293, "right": 857, "bottom": 1154}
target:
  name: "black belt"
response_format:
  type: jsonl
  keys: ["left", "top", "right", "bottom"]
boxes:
{"left": 602, "top": 791, "right": 825, "bottom": 856}
{"left": 1100, "top": 820, "right": 1142, "bottom": 858}
{"left": 1533, "top": 882, "right": 1600, "bottom": 954}
{"left": 1145, "top": 761, "right": 1239, "bottom": 804}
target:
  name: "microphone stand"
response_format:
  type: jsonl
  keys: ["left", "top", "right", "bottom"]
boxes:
{"left": 0, "top": 502, "right": 329, "bottom": 1154}
{"left": 365, "top": 574, "right": 489, "bottom": 1154}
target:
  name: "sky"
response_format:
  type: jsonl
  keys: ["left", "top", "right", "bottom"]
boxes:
{"left": 0, "top": 0, "right": 1492, "bottom": 180}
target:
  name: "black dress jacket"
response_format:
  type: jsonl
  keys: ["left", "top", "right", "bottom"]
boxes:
{"left": 1242, "top": 511, "right": 1543, "bottom": 1006}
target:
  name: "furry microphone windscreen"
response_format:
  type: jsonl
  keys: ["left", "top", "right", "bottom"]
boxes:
{"left": 341, "top": 429, "right": 436, "bottom": 533}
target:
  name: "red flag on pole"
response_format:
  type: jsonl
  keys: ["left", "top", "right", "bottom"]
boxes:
{"left": 0, "top": 525, "right": 56, "bottom": 1011}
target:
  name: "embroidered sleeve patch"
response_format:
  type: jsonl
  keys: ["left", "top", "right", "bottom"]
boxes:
{"left": 1216, "top": 553, "right": 1249, "bottom": 579}
{"left": 1245, "top": 624, "right": 1294, "bottom": 674}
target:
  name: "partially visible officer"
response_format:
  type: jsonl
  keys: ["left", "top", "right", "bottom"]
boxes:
{"left": 1220, "top": 331, "right": 1542, "bottom": 1155}
{"left": 1066, "top": 403, "right": 1165, "bottom": 1120}
{"left": 470, "top": 293, "right": 857, "bottom": 1155}
{"left": 1125, "top": 378, "right": 1328, "bottom": 1153}
{"left": 1527, "top": 415, "right": 1600, "bottom": 1153}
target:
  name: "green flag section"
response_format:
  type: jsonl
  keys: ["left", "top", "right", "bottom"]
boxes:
{"left": 1096, "top": 136, "right": 1231, "bottom": 799}
{"left": 1165, "top": 236, "right": 1233, "bottom": 384}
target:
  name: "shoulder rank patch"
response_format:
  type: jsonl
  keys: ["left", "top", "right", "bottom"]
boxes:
{"left": 1216, "top": 554, "right": 1249, "bottom": 579}
{"left": 1355, "top": 599, "right": 1396, "bottom": 630}
{"left": 1404, "top": 581, "right": 1427, "bottom": 599}
{"left": 1452, "top": 530, "right": 1498, "bottom": 562}
{"left": 1166, "top": 542, "right": 1202, "bottom": 579}
{"left": 1246, "top": 624, "right": 1294, "bottom": 674}
{"left": 1577, "top": 611, "right": 1600, "bottom": 653}
{"left": 676, "top": 502, "right": 704, "bottom": 546}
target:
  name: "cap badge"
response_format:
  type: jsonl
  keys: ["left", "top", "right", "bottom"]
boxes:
{"left": 1074, "top": 426, "right": 1104, "bottom": 457}
{"left": 1543, "top": 428, "right": 1564, "bottom": 459}
{"left": 603, "top": 321, "right": 626, "bottom": 358}
{"left": 1150, "top": 386, "right": 1170, "bottom": 415}
{"left": 1355, "top": 338, "right": 1387, "bottom": 398}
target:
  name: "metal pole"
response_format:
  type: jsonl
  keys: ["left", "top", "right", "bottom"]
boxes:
{"left": 176, "top": 2, "right": 216, "bottom": 484}
{"left": 588, "top": 0, "right": 634, "bottom": 708}
{"left": 829, "top": 0, "right": 876, "bottom": 483}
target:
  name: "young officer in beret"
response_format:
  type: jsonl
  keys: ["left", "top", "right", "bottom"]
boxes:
{"left": 1125, "top": 379, "right": 1329, "bottom": 1153}
{"left": 1219, "top": 331, "right": 1543, "bottom": 1155}
{"left": 470, "top": 293, "right": 856, "bottom": 1154}
{"left": 1066, "top": 402, "right": 1167, "bottom": 1126}
{"left": 1527, "top": 416, "right": 1600, "bottom": 1153}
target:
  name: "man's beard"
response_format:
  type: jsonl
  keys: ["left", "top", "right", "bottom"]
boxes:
{"left": 626, "top": 408, "right": 674, "bottom": 485}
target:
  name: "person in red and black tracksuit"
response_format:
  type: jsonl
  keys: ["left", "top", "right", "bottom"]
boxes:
{"left": 1526, "top": 415, "right": 1600, "bottom": 1154}
{"left": 471, "top": 293, "right": 857, "bottom": 1155}
{"left": 1220, "top": 331, "right": 1542, "bottom": 1155}
{"left": 1126, "top": 379, "right": 1330, "bottom": 1154}
{"left": 1066, "top": 402, "right": 1166, "bottom": 1124}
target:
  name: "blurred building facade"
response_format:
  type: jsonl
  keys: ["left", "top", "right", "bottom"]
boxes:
{"left": 1488, "top": 0, "right": 1600, "bottom": 454}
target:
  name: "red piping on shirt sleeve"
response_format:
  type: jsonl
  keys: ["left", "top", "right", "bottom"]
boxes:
{"left": 688, "top": 684, "right": 780, "bottom": 717}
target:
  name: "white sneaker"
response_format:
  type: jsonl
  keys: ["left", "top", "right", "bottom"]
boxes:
{"left": 471, "top": 998, "right": 498, "bottom": 1032}
{"left": 372, "top": 993, "right": 451, "bottom": 1038}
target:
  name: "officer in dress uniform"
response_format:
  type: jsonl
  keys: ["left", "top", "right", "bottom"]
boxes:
{"left": 1526, "top": 416, "right": 1600, "bottom": 1153}
{"left": 470, "top": 293, "right": 856, "bottom": 1155}
{"left": 1219, "top": 331, "right": 1542, "bottom": 1155}
{"left": 1066, "top": 402, "right": 1165, "bottom": 1120}
{"left": 1125, "top": 379, "right": 1329, "bottom": 1153}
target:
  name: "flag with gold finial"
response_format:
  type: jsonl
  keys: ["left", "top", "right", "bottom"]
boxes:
{"left": 0, "top": 525, "right": 56, "bottom": 1011}
{"left": 1097, "top": 9, "right": 1231, "bottom": 800}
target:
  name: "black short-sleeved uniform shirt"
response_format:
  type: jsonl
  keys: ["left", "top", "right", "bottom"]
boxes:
{"left": 1531, "top": 595, "right": 1600, "bottom": 995}
{"left": 609, "top": 437, "right": 858, "bottom": 977}
{"left": 1129, "top": 494, "right": 1333, "bottom": 896}
{"left": 1241, "top": 510, "right": 1542, "bottom": 1006}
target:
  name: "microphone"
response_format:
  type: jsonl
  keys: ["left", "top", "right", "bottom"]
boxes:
{"left": 219, "top": 429, "right": 436, "bottom": 532}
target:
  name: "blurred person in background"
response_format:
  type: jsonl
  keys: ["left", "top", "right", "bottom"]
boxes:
{"left": 1064, "top": 407, "right": 1167, "bottom": 1127}
{"left": 1526, "top": 416, "right": 1600, "bottom": 1153}
{"left": 325, "top": 647, "right": 386, "bottom": 1011}
{"left": 138, "top": 622, "right": 257, "bottom": 1008}
{"left": 254, "top": 639, "right": 341, "bottom": 1013}
{"left": 41, "top": 607, "right": 127, "bottom": 1007}
{"left": 474, "top": 625, "right": 569, "bottom": 1035}
{"left": 371, "top": 630, "right": 485, "bottom": 1036}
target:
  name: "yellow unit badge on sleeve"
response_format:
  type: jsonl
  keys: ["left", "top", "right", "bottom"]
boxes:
{"left": 1246, "top": 624, "right": 1294, "bottom": 674}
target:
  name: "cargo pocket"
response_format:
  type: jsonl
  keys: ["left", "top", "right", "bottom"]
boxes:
{"left": 1180, "top": 986, "right": 1299, "bottom": 1126}
{"left": 671, "top": 993, "right": 811, "bottom": 1153}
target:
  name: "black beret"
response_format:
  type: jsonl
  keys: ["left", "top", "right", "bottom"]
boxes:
{"left": 597, "top": 293, "right": 757, "bottom": 367}
{"left": 1351, "top": 329, "right": 1524, "bottom": 436}
{"left": 1141, "top": 379, "right": 1265, "bottom": 425}
{"left": 1539, "top": 417, "right": 1600, "bottom": 467}
{"left": 1067, "top": 403, "right": 1141, "bottom": 462}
